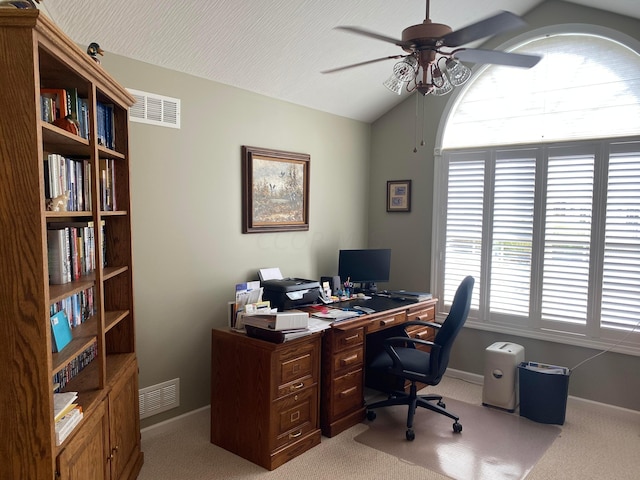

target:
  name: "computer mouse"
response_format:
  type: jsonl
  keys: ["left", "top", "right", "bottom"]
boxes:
{"left": 356, "top": 293, "right": 365, "bottom": 298}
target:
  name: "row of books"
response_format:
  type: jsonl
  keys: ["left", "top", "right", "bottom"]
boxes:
{"left": 44, "top": 154, "right": 117, "bottom": 212}
{"left": 96, "top": 102, "right": 116, "bottom": 150}
{"left": 40, "top": 87, "right": 90, "bottom": 140}
{"left": 53, "top": 391, "right": 83, "bottom": 445}
{"left": 100, "top": 158, "right": 117, "bottom": 211}
{"left": 44, "top": 154, "right": 92, "bottom": 211}
{"left": 50, "top": 286, "right": 96, "bottom": 329}
{"left": 47, "top": 221, "right": 105, "bottom": 285}
{"left": 53, "top": 341, "right": 97, "bottom": 392}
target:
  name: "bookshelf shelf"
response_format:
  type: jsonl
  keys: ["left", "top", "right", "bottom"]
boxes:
{"left": 51, "top": 316, "right": 98, "bottom": 375}
{"left": 0, "top": 9, "right": 143, "bottom": 480}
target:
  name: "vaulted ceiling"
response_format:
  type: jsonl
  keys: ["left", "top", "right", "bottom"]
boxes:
{"left": 41, "top": 0, "right": 640, "bottom": 123}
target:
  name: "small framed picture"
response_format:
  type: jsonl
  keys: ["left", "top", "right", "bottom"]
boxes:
{"left": 387, "top": 180, "right": 411, "bottom": 212}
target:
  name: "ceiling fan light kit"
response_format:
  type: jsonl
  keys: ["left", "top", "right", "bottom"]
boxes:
{"left": 325, "top": 0, "right": 542, "bottom": 99}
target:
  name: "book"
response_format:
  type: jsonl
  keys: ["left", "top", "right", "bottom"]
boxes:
{"left": 40, "top": 88, "right": 68, "bottom": 121}
{"left": 244, "top": 324, "right": 311, "bottom": 343}
{"left": 55, "top": 406, "right": 83, "bottom": 445}
{"left": 53, "top": 391, "right": 78, "bottom": 422}
{"left": 242, "top": 310, "right": 309, "bottom": 330}
{"left": 50, "top": 310, "right": 73, "bottom": 353}
{"left": 47, "top": 227, "right": 71, "bottom": 285}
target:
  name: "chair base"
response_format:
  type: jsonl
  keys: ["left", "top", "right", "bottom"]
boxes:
{"left": 366, "top": 382, "right": 462, "bottom": 439}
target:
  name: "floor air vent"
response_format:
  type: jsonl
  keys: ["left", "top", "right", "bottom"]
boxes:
{"left": 127, "top": 88, "right": 180, "bottom": 129}
{"left": 139, "top": 378, "right": 180, "bottom": 419}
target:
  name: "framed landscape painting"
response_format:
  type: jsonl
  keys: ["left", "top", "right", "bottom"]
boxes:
{"left": 242, "top": 146, "right": 310, "bottom": 233}
{"left": 387, "top": 179, "right": 411, "bottom": 212}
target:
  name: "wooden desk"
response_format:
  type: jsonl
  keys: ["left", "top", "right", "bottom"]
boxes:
{"left": 210, "top": 297, "right": 437, "bottom": 468}
{"left": 319, "top": 297, "right": 437, "bottom": 437}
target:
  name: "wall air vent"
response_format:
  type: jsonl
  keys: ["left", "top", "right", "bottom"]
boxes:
{"left": 139, "top": 378, "right": 180, "bottom": 419}
{"left": 127, "top": 88, "right": 180, "bottom": 129}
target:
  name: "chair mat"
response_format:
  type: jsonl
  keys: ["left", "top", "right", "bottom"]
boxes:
{"left": 354, "top": 397, "right": 560, "bottom": 480}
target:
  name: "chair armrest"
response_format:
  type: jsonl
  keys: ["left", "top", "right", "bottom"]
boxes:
{"left": 382, "top": 336, "right": 442, "bottom": 376}
{"left": 382, "top": 320, "right": 441, "bottom": 340}
{"left": 403, "top": 320, "right": 441, "bottom": 330}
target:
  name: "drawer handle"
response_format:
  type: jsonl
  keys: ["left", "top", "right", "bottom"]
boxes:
{"left": 379, "top": 318, "right": 395, "bottom": 326}
{"left": 416, "top": 331, "right": 430, "bottom": 339}
{"left": 289, "top": 430, "right": 302, "bottom": 439}
{"left": 339, "top": 386, "right": 357, "bottom": 398}
{"left": 342, "top": 334, "right": 360, "bottom": 344}
{"left": 340, "top": 354, "right": 358, "bottom": 366}
{"left": 290, "top": 382, "right": 304, "bottom": 391}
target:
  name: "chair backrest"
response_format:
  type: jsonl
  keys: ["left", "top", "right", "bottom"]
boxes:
{"left": 432, "top": 275, "right": 475, "bottom": 381}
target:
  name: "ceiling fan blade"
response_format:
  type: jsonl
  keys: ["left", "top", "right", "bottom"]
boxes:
{"left": 440, "top": 11, "right": 526, "bottom": 47}
{"left": 321, "top": 55, "right": 404, "bottom": 74}
{"left": 455, "top": 48, "right": 541, "bottom": 68}
{"left": 334, "top": 26, "right": 412, "bottom": 48}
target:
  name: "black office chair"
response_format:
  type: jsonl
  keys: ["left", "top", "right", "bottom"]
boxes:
{"left": 365, "top": 276, "right": 475, "bottom": 441}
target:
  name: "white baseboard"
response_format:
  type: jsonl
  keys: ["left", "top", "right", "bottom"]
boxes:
{"left": 140, "top": 369, "right": 638, "bottom": 437}
{"left": 444, "top": 368, "right": 640, "bottom": 416}
{"left": 141, "top": 405, "right": 210, "bottom": 440}
{"left": 444, "top": 368, "right": 484, "bottom": 385}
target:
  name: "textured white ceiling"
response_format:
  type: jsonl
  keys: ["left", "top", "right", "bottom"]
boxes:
{"left": 39, "top": 0, "right": 639, "bottom": 123}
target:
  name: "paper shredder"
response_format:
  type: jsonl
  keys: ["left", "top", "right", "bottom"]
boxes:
{"left": 482, "top": 342, "right": 525, "bottom": 412}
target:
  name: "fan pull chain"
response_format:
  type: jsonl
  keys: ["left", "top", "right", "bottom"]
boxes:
{"left": 421, "top": 94, "right": 427, "bottom": 147}
{"left": 414, "top": 92, "right": 420, "bottom": 153}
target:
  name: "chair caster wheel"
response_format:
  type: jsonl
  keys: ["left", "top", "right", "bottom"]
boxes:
{"left": 366, "top": 410, "right": 376, "bottom": 421}
{"left": 437, "top": 400, "right": 446, "bottom": 408}
{"left": 406, "top": 429, "right": 415, "bottom": 441}
{"left": 453, "top": 422, "right": 462, "bottom": 433}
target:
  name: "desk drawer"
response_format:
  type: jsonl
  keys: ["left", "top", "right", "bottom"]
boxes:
{"left": 332, "top": 370, "right": 363, "bottom": 418}
{"left": 407, "top": 304, "right": 435, "bottom": 322}
{"left": 273, "top": 386, "right": 318, "bottom": 450}
{"left": 365, "top": 311, "right": 406, "bottom": 334}
{"left": 333, "top": 327, "right": 364, "bottom": 352}
{"left": 333, "top": 346, "right": 363, "bottom": 374}
{"left": 275, "top": 340, "right": 318, "bottom": 398}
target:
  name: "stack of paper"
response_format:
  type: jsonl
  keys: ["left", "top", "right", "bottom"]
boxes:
{"left": 242, "top": 310, "right": 309, "bottom": 330}
{"left": 522, "top": 361, "right": 568, "bottom": 375}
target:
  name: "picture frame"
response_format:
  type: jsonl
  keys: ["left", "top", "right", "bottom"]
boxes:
{"left": 387, "top": 179, "right": 411, "bottom": 212}
{"left": 242, "top": 146, "right": 310, "bottom": 233}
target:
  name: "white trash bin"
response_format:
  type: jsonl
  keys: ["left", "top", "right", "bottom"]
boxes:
{"left": 482, "top": 342, "right": 525, "bottom": 412}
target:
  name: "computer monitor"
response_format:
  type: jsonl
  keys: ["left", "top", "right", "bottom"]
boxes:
{"left": 338, "top": 248, "right": 391, "bottom": 293}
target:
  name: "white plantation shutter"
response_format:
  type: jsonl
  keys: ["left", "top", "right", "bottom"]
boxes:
{"left": 601, "top": 142, "right": 640, "bottom": 332}
{"left": 490, "top": 152, "right": 536, "bottom": 316}
{"left": 541, "top": 150, "right": 595, "bottom": 327}
{"left": 443, "top": 156, "right": 484, "bottom": 309}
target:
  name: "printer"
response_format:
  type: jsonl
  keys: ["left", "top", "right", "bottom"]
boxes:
{"left": 261, "top": 277, "right": 320, "bottom": 311}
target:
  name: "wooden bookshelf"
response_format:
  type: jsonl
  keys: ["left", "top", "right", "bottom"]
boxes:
{"left": 0, "top": 9, "right": 143, "bottom": 480}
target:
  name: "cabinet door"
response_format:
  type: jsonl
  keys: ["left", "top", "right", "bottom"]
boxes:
{"left": 57, "top": 401, "right": 109, "bottom": 480}
{"left": 108, "top": 363, "right": 141, "bottom": 480}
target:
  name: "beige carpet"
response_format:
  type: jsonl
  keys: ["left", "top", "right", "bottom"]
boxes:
{"left": 355, "top": 398, "right": 560, "bottom": 480}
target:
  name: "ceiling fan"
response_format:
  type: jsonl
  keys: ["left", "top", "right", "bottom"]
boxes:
{"left": 323, "top": 0, "right": 542, "bottom": 96}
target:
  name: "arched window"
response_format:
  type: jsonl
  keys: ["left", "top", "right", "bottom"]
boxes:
{"left": 443, "top": 29, "right": 640, "bottom": 148}
{"left": 434, "top": 27, "right": 640, "bottom": 354}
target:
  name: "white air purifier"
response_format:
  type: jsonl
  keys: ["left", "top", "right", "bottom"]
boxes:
{"left": 482, "top": 342, "right": 525, "bottom": 412}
